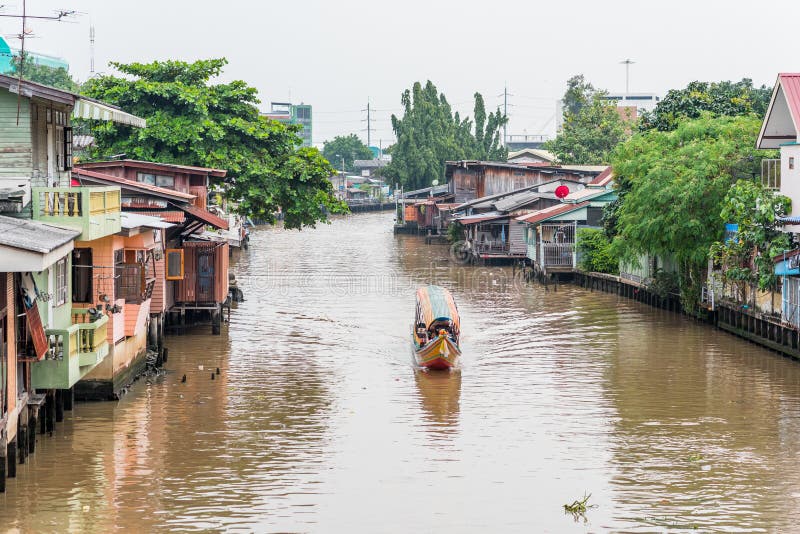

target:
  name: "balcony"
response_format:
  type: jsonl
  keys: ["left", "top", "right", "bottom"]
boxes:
{"left": 31, "top": 186, "right": 121, "bottom": 241}
{"left": 31, "top": 310, "right": 110, "bottom": 390}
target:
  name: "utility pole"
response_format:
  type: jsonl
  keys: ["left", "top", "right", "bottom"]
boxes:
{"left": 497, "top": 84, "right": 512, "bottom": 146}
{"left": 620, "top": 58, "right": 635, "bottom": 94}
{"left": 89, "top": 24, "right": 95, "bottom": 75}
{"left": 362, "top": 99, "right": 372, "bottom": 148}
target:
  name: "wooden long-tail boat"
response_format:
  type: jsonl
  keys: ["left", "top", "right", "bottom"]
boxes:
{"left": 412, "top": 285, "right": 462, "bottom": 370}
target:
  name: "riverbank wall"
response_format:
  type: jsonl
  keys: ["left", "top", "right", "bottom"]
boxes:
{"left": 571, "top": 271, "right": 800, "bottom": 361}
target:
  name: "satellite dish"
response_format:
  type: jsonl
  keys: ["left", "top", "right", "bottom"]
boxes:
{"left": 432, "top": 180, "right": 439, "bottom": 186}
{"left": 555, "top": 185, "right": 569, "bottom": 199}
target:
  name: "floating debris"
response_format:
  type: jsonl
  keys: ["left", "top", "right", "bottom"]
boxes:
{"left": 564, "top": 493, "right": 595, "bottom": 521}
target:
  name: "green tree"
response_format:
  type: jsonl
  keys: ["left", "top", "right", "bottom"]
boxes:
{"left": 386, "top": 81, "right": 507, "bottom": 190}
{"left": 611, "top": 114, "right": 767, "bottom": 312}
{"left": 710, "top": 180, "right": 790, "bottom": 301}
{"left": 576, "top": 228, "right": 619, "bottom": 274}
{"left": 79, "top": 58, "right": 345, "bottom": 229}
{"left": 11, "top": 52, "right": 78, "bottom": 91}
{"left": 322, "top": 134, "right": 373, "bottom": 172}
{"left": 544, "top": 88, "right": 628, "bottom": 164}
{"left": 640, "top": 79, "right": 771, "bottom": 132}
{"left": 561, "top": 74, "right": 595, "bottom": 116}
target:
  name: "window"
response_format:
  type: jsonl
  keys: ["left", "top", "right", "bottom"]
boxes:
{"left": 137, "top": 172, "right": 175, "bottom": 188}
{"left": 137, "top": 173, "right": 156, "bottom": 185}
{"left": 166, "top": 249, "right": 185, "bottom": 280}
{"left": 63, "top": 127, "right": 73, "bottom": 170}
{"left": 55, "top": 258, "right": 67, "bottom": 306}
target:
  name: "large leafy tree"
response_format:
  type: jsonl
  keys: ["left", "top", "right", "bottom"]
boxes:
{"left": 544, "top": 75, "right": 628, "bottom": 165}
{"left": 611, "top": 114, "right": 767, "bottom": 311}
{"left": 322, "top": 134, "right": 373, "bottom": 172}
{"left": 11, "top": 52, "right": 78, "bottom": 91}
{"left": 710, "top": 181, "right": 790, "bottom": 302}
{"left": 640, "top": 79, "right": 771, "bottom": 132}
{"left": 386, "top": 81, "right": 506, "bottom": 190}
{"left": 79, "top": 58, "right": 345, "bottom": 229}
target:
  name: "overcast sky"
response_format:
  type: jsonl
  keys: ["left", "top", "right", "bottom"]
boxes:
{"left": 8, "top": 0, "right": 800, "bottom": 148}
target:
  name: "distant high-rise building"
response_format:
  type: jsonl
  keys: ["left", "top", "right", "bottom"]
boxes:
{"left": 262, "top": 102, "right": 313, "bottom": 147}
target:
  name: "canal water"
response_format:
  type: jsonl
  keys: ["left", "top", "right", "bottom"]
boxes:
{"left": 3, "top": 211, "right": 800, "bottom": 532}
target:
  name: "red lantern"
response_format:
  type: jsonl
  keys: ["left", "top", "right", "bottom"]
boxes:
{"left": 555, "top": 185, "right": 569, "bottom": 199}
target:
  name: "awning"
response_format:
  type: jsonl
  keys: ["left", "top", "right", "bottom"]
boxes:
{"left": 778, "top": 216, "right": 800, "bottom": 225}
{"left": 73, "top": 98, "right": 147, "bottom": 128}
{"left": 121, "top": 212, "right": 175, "bottom": 230}
{"left": 172, "top": 202, "right": 229, "bottom": 230}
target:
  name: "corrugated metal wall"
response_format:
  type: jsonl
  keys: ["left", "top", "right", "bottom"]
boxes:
{"left": 175, "top": 241, "right": 229, "bottom": 304}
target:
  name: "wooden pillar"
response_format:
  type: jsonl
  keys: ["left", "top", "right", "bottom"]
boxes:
{"left": 212, "top": 304, "right": 221, "bottom": 336}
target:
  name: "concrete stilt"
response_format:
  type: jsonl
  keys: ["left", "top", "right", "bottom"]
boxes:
{"left": 55, "top": 390, "right": 64, "bottom": 423}
{"left": 64, "top": 387, "right": 74, "bottom": 411}
{"left": 7, "top": 439, "right": 16, "bottom": 478}
{"left": 28, "top": 415, "right": 36, "bottom": 454}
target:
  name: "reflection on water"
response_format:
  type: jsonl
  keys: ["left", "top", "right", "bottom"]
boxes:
{"left": 414, "top": 369, "right": 461, "bottom": 433}
{"left": 1, "top": 212, "right": 800, "bottom": 532}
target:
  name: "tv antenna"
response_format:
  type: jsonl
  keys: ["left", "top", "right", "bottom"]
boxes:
{"left": 89, "top": 24, "right": 95, "bottom": 74}
{"left": 0, "top": 1, "right": 78, "bottom": 124}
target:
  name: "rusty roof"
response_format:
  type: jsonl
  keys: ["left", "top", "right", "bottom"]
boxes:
{"left": 515, "top": 202, "right": 591, "bottom": 224}
{"left": 174, "top": 203, "right": 229, "bottom": 230}
{"left": 132, "top": 211, "right": 186, "bottom": 223}
{"left": 73, "top": 168, "right": 195, "bottom": 201}
{"left": 78, "top": 159, "right": 227, "bottom": 178}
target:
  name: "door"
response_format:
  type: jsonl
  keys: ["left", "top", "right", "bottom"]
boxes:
{"left": 72, "top": 248, "right": 93, "bottom": 303}
{"left": 197, "top": 250, "right": 214, "bottom": 302}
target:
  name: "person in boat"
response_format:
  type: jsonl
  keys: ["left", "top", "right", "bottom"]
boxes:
{"left": 416, "top": 322, "right": 429, "bottom": 344}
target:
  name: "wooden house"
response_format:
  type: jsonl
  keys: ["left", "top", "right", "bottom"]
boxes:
{"left": 445, "top": 160, "right": 605, "bottom": 204}
{"left": 0, "top": 215, "right": 80, "bottom": 482}
{"left": 71, "top": 167, "right": 231, "bottom": 336}
{"left": 75, "top": 160, "right": 226, "bottom": 211}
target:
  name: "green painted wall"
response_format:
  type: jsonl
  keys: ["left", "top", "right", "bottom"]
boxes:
{"left": 0, "top": 90, "right": 32, "bottom": 178}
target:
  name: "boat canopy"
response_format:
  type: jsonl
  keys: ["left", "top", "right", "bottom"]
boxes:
{"left": 415, "top": 285, "right": 460, "bottom": 332}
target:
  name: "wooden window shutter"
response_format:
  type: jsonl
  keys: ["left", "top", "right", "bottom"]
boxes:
{"left": 63, "top": 126, "right": 73, "bottom": 170}
{"left": 166, "top": 249, "right": 184, "bottom": 280}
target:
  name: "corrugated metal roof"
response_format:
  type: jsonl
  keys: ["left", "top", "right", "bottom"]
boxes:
{"left": 515, "top": 202, "right": 590, "bottom": 224}
{"left": 78, "top": 160, "right": 226, "bottom": 177}
{"left": 494, "top": 190, "right": 555, "bottom": 212}
{"left": 455, "top": 211, "right": 506, "bottom": 224}
{"left": 779, "top": 216, "right": 800, "bottom": 224}
{"left": 588, "top": 166, "right": 613, "bottom": 186}
{"left": 780, "top": 74, "right": 800, "bottom": 131}
{"left": 564, "top": 187, "right": 613, "bottom": 201}
{"left": 176, "top": 203, "right": 230, "bottom": 230}
{"left": 121, "top": 213, "right": 175, "bottom": 230}
{"left": 0, "top": 215, "right": 79, "bottom": 253}
{"left": 133, "top": 211, "right": 186, "bottom": 223}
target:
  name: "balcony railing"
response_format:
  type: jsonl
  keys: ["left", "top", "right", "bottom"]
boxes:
{"left": 474, "top": 241, "right": 510, "bottom": 254}
{"left": 32, "top": 310, "right": 110, "bottom": 389}
{"left": 32, "top": 186, "right": 122, "bottom": 240}
{"left": 542, "top": 243, "right": 576, "bottom": 267}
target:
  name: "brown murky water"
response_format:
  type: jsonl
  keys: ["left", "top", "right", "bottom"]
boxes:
{"left": 3, "top": 211, "right": 800, "bottom": 532}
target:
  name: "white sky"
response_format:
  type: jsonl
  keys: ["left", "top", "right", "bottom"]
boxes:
{"left": 7, "top": 0, "right": 800, "bottom": 148}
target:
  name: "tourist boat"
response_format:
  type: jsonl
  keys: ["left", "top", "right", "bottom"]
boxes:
{"left": 413, "top": 285, "right": 462, "bottom": 369}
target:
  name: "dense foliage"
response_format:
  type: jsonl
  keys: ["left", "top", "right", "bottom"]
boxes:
{"left": 639, "top": 79, "right": 771, "bottom": 132}
{"left": 710, "top": 180, "right": 790, "bottom": 298}
{"left": 79, "top": 58, "right": 345, "bottom": 229}
{"left": 610, "top": 114, "right": 766, "bottom": 311}
{"left": 544, "top": 75, "right": 628, "bottom": 165}
{"left": 322, "top": 134, "right": 373, "bottom": 172}
{"left": 11, "top": 52, "right": 79, "bottom": 91}
{"left": 386, "top": 81, "right": 507, "bottom": 190}
{"left": 576, "top": 228, "right": 619, "bottom": 274}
